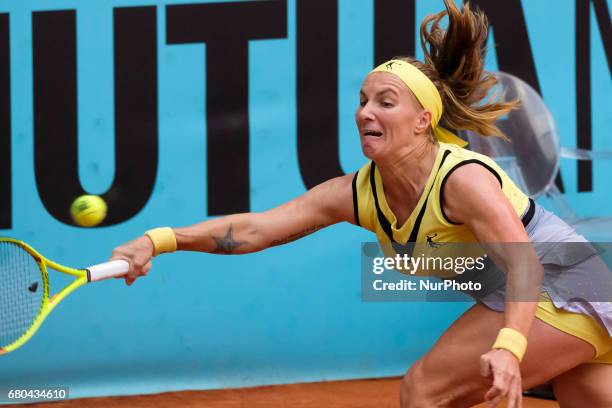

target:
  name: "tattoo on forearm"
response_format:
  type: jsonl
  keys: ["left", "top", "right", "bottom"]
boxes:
{"left": 211, "top": 224, "right": 248, "bottom": 254}
{"left": 270, "top": 224, "right": 326, "bottom": 246}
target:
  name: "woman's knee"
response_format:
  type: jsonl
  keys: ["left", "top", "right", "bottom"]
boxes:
{"left": 399, "top": 360, "right": 484, "bottom": 408}
{"left": 400, "top": 362, "right": 430, "bottom": 408}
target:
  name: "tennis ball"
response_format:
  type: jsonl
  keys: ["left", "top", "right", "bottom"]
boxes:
{"left": 70, "top": 195, "right": 107, "bottom": 227}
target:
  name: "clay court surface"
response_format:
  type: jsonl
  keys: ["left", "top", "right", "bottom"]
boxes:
{"left": 9, "top": 378, "right": 558, "bottom": 408}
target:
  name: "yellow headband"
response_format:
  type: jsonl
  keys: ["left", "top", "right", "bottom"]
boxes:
{"left": 371, "top": 59, "right": 467, "bottom": 147}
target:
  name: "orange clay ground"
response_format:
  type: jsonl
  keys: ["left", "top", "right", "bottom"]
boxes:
{"left": 9, "top": 377, "right": 558, "bottom": 408}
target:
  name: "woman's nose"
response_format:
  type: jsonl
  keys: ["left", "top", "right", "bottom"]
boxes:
{"left": 357, "top": 104, "right": 374, "bottom": 122}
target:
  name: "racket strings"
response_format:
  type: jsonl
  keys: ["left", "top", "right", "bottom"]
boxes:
{"left": 0, "top": 242, "right": 45, "bottom": 348}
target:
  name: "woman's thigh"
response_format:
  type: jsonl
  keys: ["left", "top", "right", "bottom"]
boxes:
{"left": 552, "top": 363, "right": 612, "bottom": 408}
{"left": 403, "top": 303, "right": 596, "bottom": 407}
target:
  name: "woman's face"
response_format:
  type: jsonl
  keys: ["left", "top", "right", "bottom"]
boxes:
{"left": 356, "top": 72, "right": 431, "bottom": 161}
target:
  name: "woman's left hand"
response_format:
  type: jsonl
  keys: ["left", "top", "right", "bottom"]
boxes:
{"left": 480, "top": 348, "right": 523, "bottom": 408}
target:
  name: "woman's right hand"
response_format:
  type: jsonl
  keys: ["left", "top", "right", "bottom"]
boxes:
{"left": 110, "top": 236, "right": 155, "bottom": 286}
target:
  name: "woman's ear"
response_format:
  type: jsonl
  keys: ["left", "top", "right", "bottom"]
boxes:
{"left": 414, "top": 110, "right": 432, "bottom": 135}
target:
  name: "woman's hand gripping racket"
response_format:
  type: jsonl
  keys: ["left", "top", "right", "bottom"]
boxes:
{"left": 0, "top": 237, "right": 129, "bottom": 355}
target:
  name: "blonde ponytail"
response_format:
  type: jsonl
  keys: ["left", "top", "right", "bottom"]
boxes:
{"left": 400, "top": 0, "right": 518, "bottom": 139}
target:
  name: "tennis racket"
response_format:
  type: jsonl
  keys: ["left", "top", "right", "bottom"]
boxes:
{"left": 0, "top": 237, "right": 129, "bottom": 355}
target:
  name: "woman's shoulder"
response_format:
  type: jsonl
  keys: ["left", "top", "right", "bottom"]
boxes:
{"left": 440, "top": 142, "right": 499, "bottom": 165}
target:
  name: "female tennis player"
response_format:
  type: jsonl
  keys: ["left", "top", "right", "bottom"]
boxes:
{"left": 111, "top": 1, "right": 612, "bottom": 406}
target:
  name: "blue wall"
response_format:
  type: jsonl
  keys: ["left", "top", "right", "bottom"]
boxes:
{"left": 0, "top": 0, "right": 610, "bottom": 399}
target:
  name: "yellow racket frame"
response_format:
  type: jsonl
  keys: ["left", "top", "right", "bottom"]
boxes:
{"left": 0, "top": 238, "right": 91, "bottom": 354}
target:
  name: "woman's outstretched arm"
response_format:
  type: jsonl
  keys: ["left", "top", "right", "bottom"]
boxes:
{"left": 111, "top": 173, "right": 357, "bottom": 285}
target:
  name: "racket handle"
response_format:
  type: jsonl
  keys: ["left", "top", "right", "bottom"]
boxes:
{"left": 87, "top": 260, "right": 130, "bottom": 282}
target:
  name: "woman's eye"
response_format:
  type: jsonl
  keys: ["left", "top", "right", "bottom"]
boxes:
{"left": 382, "top": 101, "right": 394, "bottom": 108}
{"left": 359, "top": 100, "right": 367, "bottom": 107}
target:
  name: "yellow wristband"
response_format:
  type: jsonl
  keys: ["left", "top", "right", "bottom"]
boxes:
{"left": 145, "top": 227, "right": 177, "bottom": 256}
{"left": 492, "top": 328, "right": 528, "bottom": 362}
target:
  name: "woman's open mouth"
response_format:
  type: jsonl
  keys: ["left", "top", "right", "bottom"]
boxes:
{"left": 363, "top": 129, "right": 383, "bottom": 137}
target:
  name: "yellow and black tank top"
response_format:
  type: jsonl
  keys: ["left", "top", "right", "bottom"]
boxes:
{"left": 352, "top": 142, "right": 534, "bottom": 275}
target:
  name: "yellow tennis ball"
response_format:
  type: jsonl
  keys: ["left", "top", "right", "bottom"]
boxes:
{"left": 70, "top": 195, "right": 107, "bottom": 227}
